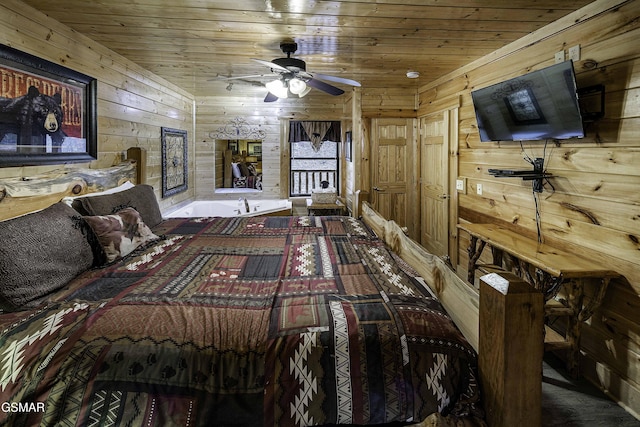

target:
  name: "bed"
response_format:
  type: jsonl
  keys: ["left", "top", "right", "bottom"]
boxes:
{"left": 0, "top": 168, "right": 485, "bottom": 427}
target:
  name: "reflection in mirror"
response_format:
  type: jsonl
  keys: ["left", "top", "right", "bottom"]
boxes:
{"left": 209, "top": 117, "right": 266, "bottom": 194}
{"left": 214, "top": 139, "right": 262, "bottom": 193}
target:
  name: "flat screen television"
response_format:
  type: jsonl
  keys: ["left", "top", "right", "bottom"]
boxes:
{"left": 471, "top": 60, "right": 585, "bottom": 142}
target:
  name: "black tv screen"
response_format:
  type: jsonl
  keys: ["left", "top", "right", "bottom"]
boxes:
{"left": 471, "top": 61, "right": 584, "bottom": 142}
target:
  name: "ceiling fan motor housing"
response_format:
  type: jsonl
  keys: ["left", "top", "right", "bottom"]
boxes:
{"left": 273, "top": 41, "right": 306, "bottom": 72}
{"left": 280, "top": 41, "right": 298, "bottom": 55}
{"left": 272, "top": 57, "right": 306, "bottom": 71}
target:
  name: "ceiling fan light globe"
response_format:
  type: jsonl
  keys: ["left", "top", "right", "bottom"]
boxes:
{"left": 297, "top": 85, "right": 312, "bottom": 97}
{"left": 265, "top": 79, "right": 288, "bottom": 98}
{"left": 289, "top": 78, "right": 307, "bottom": 95}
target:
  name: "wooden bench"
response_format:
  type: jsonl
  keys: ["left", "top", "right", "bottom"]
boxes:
{"left": 306, "top": 197, "right": 346, "bottom": 215}
{"left": 458, "top": 223, "right": 620, "bottom": 378}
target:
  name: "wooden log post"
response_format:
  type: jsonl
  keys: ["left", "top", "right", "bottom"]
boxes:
{"left": 126, "top": 147, "right": 147, "bottom": 184}
{"left": 479, "top": 271, "right": 544, "bottom": 427}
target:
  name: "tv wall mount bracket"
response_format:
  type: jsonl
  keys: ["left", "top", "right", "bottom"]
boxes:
{"left": 488, "top": 158, "right": 551, "bottom": 193}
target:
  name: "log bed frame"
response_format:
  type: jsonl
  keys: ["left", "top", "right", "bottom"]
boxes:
{"left": 0, "top": 160, "right": 137, "bottom": 221}
{"left": 0, "top": 161, "right": 546, "bottom": 427}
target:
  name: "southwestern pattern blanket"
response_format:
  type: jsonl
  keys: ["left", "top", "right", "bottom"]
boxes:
{"left": 0, "top": 215, "right": 481, "bottom": 426}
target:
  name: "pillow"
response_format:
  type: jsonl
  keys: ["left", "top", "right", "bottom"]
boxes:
{"left": 62, "top": 181, "right": 135, "bottom": 207}
{"left": 231, "top": 162, "right": 242, "bottom": 178}
{"left": 238, "top": 162, "right": 251, "bottom": 177}
{"left": 233, "top": 176, "right": 247, "bottom": 188}
{"left": 77, "top": 184, "right": 164, "bottom": 228}
{"left": 0, "top": 202, "right": 96, "bottom": 312}
{"left": 83, "top": 207, "right": 160, "bottom": 263}
{"left": 247, "top": 163, "right": 257, "bottom": 176}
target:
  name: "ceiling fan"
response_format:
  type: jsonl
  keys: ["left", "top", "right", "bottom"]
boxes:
{"left": 223, "top": 41, "right": 361, "bottom": 102}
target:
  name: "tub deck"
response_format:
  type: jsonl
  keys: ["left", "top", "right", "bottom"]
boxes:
{"left": 164, "top": 200, "right": 292, "bottom": 218}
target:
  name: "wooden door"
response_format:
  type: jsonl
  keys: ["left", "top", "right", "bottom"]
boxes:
{"left": 370, "top": 118, "right": 417, "bottom": 237}
{"left": 420, "top": 111, "right": 449, "bottom": 256}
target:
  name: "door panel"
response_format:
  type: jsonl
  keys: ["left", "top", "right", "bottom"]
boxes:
{"left": 420, "top": 112, "right": 449, "bottom": 256}
{"left": 371, "top": 118, "right": 414, "bottom": 235}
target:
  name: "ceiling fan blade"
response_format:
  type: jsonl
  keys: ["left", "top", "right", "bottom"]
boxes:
{"left": 312, "top": 73, "right": 361, "bottom": 87}
{"left": 264, "top": 92, "right": 279, "bottom": 102}
{"left": 212, "top": 74, "right": 274, "bottom": 81}
{"left": 306, "top": 78, "right": 345, "bottom": 96}
{"left": 251, "top": 58, "right": 289, "bottom": 73}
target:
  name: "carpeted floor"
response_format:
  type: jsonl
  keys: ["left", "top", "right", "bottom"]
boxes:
{"left": 542, "top": 353, "right": 639, "bottom": 426}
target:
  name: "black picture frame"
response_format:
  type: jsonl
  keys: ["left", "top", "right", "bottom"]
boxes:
{"left": 0, "top": 44, "right": 97, "bottom": 167}
{"left": 247, "top": 141, "right": 262, "bottom": 156}
{"left": 227, "top": 140, "right": 239, "bottom": 154}
{"left": 161, "top": 127, "right": 188, "bottom": 198}
{"left": 345, "top": 131, "right": 352, "bottom": 162}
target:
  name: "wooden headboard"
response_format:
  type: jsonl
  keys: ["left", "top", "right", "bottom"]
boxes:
{"left": 0, "top": 160, "right": 138, "bottom": 221}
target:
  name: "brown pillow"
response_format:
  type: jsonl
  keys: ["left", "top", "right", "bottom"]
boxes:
{"left": 238, "top": 162, "right": 251, "bottom": 177}
{"left": 0, "top": 202, "right": 96, "bottom": 311}
{"left": 78, "top": 184, "right": 164, "bottom": 228}
{"left": 83, "top": 207, "right": 160, "bottom": 263}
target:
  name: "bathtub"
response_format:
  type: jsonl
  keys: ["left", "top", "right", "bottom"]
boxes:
{"left": 164, "top": 199, "right": 292, "bottom": 218}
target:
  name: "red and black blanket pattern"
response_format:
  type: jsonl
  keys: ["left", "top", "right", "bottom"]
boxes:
{"left": 0, "top": 215, "right": 482, "bottom": 426}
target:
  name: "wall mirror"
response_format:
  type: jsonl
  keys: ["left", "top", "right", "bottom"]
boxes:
{"left": 209, "top": 117, "right": 265, "bottom": 193}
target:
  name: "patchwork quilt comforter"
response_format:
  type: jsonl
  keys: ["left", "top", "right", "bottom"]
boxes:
{"left": 0, "top": 215, "right": 482, "bottom": 426}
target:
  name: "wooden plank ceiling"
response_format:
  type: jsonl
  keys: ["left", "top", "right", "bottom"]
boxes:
{"left": 21, "top": 0, "right": 594, "bottom": 98}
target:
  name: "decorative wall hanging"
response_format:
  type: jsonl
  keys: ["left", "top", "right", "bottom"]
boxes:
{"left": 209, "top": 117, "right": 266, "bottom": 140}
{"left": 345, "top": 131, "right": 352, "bottom": 162}
{"left": 161, "top": 127, "right": 188, "bottom": 198}
{"left": 0, "top": 44, "right": 97, "bottom": 167}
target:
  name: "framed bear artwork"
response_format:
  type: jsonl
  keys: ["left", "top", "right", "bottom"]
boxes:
{"left": 0, "top": 44, "right": 97, "bottom": 167}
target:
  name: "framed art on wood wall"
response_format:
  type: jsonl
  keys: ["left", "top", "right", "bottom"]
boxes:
{"left": 345, "top": 131, "right": 352, "bottom": 162}
{"left": 0, "top": 44, "right": 97, "bottom": 167}
{"left": 227, "top": 140, "right": 239, "bottom": 155}
{"left": 161, "top": 127, "right": 188, "bottom": 198}
{"left": 247, "top": 141, "right": 262, "bottom": 156}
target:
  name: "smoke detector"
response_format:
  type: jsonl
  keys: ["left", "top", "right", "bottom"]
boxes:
{"left": 406, "top": 70, "right": 420, "bottom": 79}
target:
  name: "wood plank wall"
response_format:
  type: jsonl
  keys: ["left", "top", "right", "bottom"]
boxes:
{"left": 0, "top": 0, "right": 195, "bottom": 213}
{"left": 417, "top": 0, "right": 640, "bottom": 417}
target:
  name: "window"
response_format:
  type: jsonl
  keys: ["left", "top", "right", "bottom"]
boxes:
{"left": 288, "top": 121, "right": 341, "bottom": 197}
{"left": 290, "top": 139, "right": 338, "bottom": 196}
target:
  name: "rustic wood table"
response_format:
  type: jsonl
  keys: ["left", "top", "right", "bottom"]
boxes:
{"left": 458, "top": 223, "right": 619, "bottom": 378}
